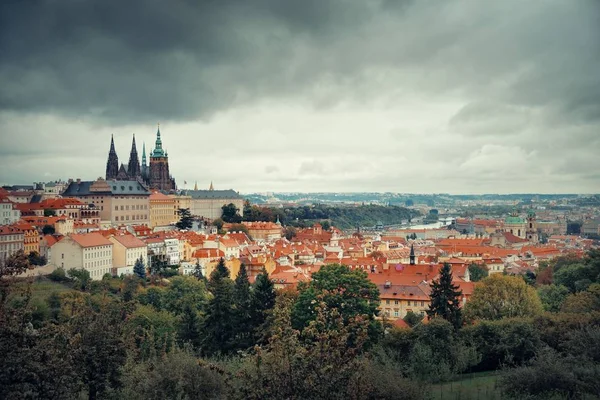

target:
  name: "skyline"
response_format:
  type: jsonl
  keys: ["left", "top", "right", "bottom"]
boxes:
{"left": 1, "top": 1, "right": 599, "bottom": 193}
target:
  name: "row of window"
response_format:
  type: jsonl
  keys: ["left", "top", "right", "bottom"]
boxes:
{"left": 85, "top": 259, "right": 110, "bottom": 268}
{"left": 0, "top": 235, "right": 24, "bottom": 242}
{"left": 385, "top": 299, "right": 426, "bottom": 307}
{"left": 113, "top": 215, "right": 148, "bottom": 221}
{"left": 85, "top": 250, "right": 110, "bottom": 259}
{"left": 115, "top": 204, "right": 148, "bottom": 211}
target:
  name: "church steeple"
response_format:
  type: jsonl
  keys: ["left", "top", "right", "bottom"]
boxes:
{"left": 105, "top": 134, "right": 119, "bottom": 180}
{"left": 409, "top": 244, "right": 415, "bottom": 265}
{"left": 194, "top": 181, "right": 198, "bottom": 191}
{"left": 141, "top": 142, "right": 148, "bottom": 181}
{"left": 209, "top": 181, "right": 214, "bottom": 191}
{"left": 127, "top": 134, "right": 141, "bottom": 179}
{"left": 151, "top": 123, "right": 165, "bottom": 158}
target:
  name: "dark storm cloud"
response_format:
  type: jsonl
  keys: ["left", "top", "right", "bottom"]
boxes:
{"left": 2, "top": 0, "right": 596, "bottom": 125}
{"left": 1, "top": 0, "right": 599, "bottom": 193}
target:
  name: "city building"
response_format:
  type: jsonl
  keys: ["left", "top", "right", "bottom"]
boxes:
{"left": 0, "top": 196, "right": 21, "bottom": 225}
{"left": 149, "top": 191, "right": 176, "bottom": 228}
{"left": 185, "top": 185, "right": 244, "bottom": 220}
{"left": 50, "top": 233, "right": 113, "bottom": 280}
{"left": 62, "top": 178, "right": 151, "bottom": 226}
{"left": 0, "top": 225, "right": 24, "bottom": 260}
{"left": 14, "top": 223, "right": 40, "bottom": 256}
{"left": 108, "top": 234, "right": 147, "bottom": 276}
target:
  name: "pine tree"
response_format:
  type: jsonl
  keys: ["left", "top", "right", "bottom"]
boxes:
{"left": 250, "top": 267, "right": 276, "bottom": 342}
{"left": 201, "top": 258, "right": 235, "bottom": 355}
{"left": 233, "top": 263, "right": 253, "bottom": 350}
{"left": 192, "top": 260, "right": 205, "bottom": 281}
{"left": 427, "top": 263, "right": 463, "bottom": 329}
{"left": 175, "top": 208, "right": 194, "bottom": 230}
{"left": 133, "top": 256, "right": 146, "bottom": 279}
{"left": 179, "top": 303, "right": 202, "bottom": 349}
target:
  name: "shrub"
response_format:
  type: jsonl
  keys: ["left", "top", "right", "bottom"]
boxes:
{"left": 48, "top": 267, "right": 67, "bottom": 282}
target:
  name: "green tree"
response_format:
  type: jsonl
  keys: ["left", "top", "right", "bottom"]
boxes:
{"left": 292, "top": 264, "right": 382, "bottom": 345}
{"left": 464, "top": 274, "right": 543, "bottom": 321}
{"left": 403, "top": 310, "right": 424, "bottom": 327}
{"left": 221, "top": 203, "right": 242, "bottom": 223}
{"left": 191, "top": 260, "right": 205, "bottom": 281}
{"left": 133, "top": 256, "right": 146, "bottom": 279}
{"left": 284, "top": 226, "right": 297, "bottom": 241}
{"left": 560, "top": 291, "right": 600, "bottom": 313}
{"left": 68, "top": 268, "right": 91, "bottom": 291}
{"left": 125, "top": 304, "right": 177, "bottom": 360}
{"left": 179, "top": 303, "right": 202, "bottom": 349}
{"left": 537, "top": 284, "right": 570, "bottom": 312}
{"left": 43, "top": 208, "right": 56, "bottom": 217}
{"left": 553, "top": 263, "right": 595, "bottom": 292}
{"left": 250, "top": 267, "right": 276, "bottom": 343}
{"left": 468, "top": 263, "right": 489, "bottom": 282}
{"left": 160, "top": 276, "right": 208, "bottom": 316}
{"left": 201, "top": 259, "right": 235, "bottom": 355}
{"left": 175, "top": 207, "right": 193, "bottom": 230}
{"left": 427, "top": 263, "right": 463, "bottom": 329}
{"left": 233, "top": 263, "right": 253, "bottom": 349}
{"left": 42, "top": 224, "right": 55, "bottom": 235}
{"left": 228, "top": 222, "right": 251, "bottom": 237}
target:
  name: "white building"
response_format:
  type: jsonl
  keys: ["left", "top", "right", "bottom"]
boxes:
{"left": 50, "top": 233, "right": 113, "bottom": 280}
{"left": 0, "top": 197, "right": 21, "bottom": 225}
{"left": 0, "top": 225, "right": 24, "bottom": 261}
{"left": 109, "top": 234, "right": 148, "bottom": 276}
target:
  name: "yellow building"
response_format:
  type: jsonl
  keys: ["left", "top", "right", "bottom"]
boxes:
{"left": 170, "top": 193, "right": 192, "bottom": 220}
{"left": 15, "top": 223, "right": 40, "bottom": 255}
{"left": 149, "top": 191, "right": 176, "bottom": 228}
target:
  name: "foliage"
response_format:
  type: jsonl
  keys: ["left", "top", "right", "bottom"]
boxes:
{"left": 284, "top": 226, "right": 297, "bottom": 240}
{"left": 461, "top": 318, "right": 541, "bottom": 371}
{"left": 249, "top": 267, "right": 277, "bottom": 344}
{"left": 537, "top": 284, "right": 570, "bottom": 312}
{"left": 125, "top": 304, "right": 177, "bottom": 360}
{"left": 42, "top": 224, "right": 55, "bottom": 235}
{"left": 403, "top": 310, "right": 424, "bottom": 327}
{"left": 553, "top": 263, "right": 596, "bottom": 292}
{"left": 67, "top": 268, "right": 91, "bottom": 291}
{"left": 120, "top": 347, "right": 227, "bottom": 400}
{"left": 133, "top": 256, "right": 146, "bottom": 279}
{"left": 212, "top": 218, "right": 224, "bottom": 231}
{"left": 27, "top": 251, "right": 47, "bottom": 266}
{"left": 292, "top": 264, "right": 382, "bottom": 346}
{"left": 228, "top": 222, "right": 250, "bottom": 238}
{"left": 232, "top": 263, "right": 253, "bottom": 349}
{"left": 201, "top": 259, "right": 235, "bottom": 355}
{"left": 464, "top": 274, "right": 543, "bottom": 321}
{"left": 467, "top": 263, "right": 488, "bottom": 282}
{"left": 427, "top": 263, "right": 463, "bottom": 329}
{"left": 192, "top": 260, "right": 205, "bottom": 281}
{"left": 43, "top": 208, "right": 56, "bottom": 217}
{"left": 221, "top": 203, "right": 242, "bottom": 223}
{"left": 561, "top": 291, "right": 600, "bottom": 313}
{"left": 175, "top": 207, "right": 194, "bottom": 230}
{"left": 48, "top": 267, "right": 68, "bottom": 282}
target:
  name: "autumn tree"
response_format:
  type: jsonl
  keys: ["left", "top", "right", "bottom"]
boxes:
{"left": 467, "top": 263, "right": 488, "bottom": 282}
{"left": 464, "top": 274, "right": 543, "bottom": 321}
{"left": 427, "top": 263, "right": 463, "bottom": 329}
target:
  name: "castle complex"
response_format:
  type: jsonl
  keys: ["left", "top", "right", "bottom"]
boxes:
{"left": 106, "top": 125, "right": 176, "bottom": 191}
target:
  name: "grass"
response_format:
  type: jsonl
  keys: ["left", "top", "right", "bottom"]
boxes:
{"left": 430, "top": 371, "right": 504, "bottom": 400}
{"left": 12, "top": 277, "right": 74, "bottom": 303}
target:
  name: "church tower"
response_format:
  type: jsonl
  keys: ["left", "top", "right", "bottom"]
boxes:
{"left": 127, "top": 134, "right": 141, "bottom": 179}
{"left": 149, "top": 124, "right": 176, "bottom": 191}
{"left": 526, "top": 209, "right": 539, "bottom": 243}
{"left": 105, "top": 134, "right": 119, "bottom": 180}
{"left": 141, "top": 142, "right": 148, "bottom": 182}
{"left": 409, "top": 244, "right": 416, "bottom": 265}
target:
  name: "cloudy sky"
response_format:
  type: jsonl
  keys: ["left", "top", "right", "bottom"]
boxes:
{"left": 1, "top": 0, "right": 599, "bottom": 194}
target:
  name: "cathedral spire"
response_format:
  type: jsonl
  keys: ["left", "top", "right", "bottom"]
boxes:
{"left": 151, "top": 123, "right": 165, "bottom": 157}
{"left": 409, "top": 243, "right": 415, "bottom": 265}
{"left": 209, "top": 181, "right": 214, "bottom": 191}
{"left": 105, "top": 134, "right": 119, "bottom": 180}
{"left": 127, "top": 134, "right": 141, "bottom": 178}
{"left": 194, "top": 181, "right": 198, "bottom": 191}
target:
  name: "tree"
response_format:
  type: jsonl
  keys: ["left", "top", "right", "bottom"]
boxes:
{"left": 232, "top": 264, "right": 253, "bottom": 349}
{"left": 468, "top": 263, "right": 488, "bottom": 282}
{"left": 553, "top": 263, "right": 595, "bottom": 293}
{"left": 175, "top": 208, "right": 193, "bottom": 230}
{"left": 179, "top": 303, "right": 202, "bottom": 349}
{"left": 427, "top": 263, "right": 463, "bottom": 329}
{"left": 250, "top": 267, "right": 276, "bottom": 343}
{"left": 221, "top": 203, "right": 242, "bottom": 223}
{"left": 464, "top": 274, "right": 543, "bottom": 321}
{"left": 44, "top": 208, "right": 56, "bottom": 217}
{"left": 403, "top": 311, "right": 424, "bottom": 327}
{"left": 320, "top": 220, "right": 331, "bottom": 231}
{"left": 537, "top": 284, "right": 570, "bottom": 312}
{"left": 133, "top": 256, "right": 146, "bottom": 279}
{"left": 68, "top": 268, "right": 91, "bottom": 291}
{"left": 42, "top": 224, "right": 55, "bottom": 235}
{"left": 560, "top": 291, "right": 600, "bottom": 313}
{"left": 284, "top": 226, "right": 297, "bottom": 241}
{"left": 212, "top": 218, "right": 224, "bottom": 231}
{"left": 191, "top": 260, "right": 205, "bottom": 281}
{"left": 201, "top": 259, "right": 235, "bottom": 355}
{"left": 292, "top": 264, "right": 381, "bottom": 345}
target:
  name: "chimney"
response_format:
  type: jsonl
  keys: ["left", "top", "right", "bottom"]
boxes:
{"left": 76, "top": 178, "right": 81, "bottom": 184}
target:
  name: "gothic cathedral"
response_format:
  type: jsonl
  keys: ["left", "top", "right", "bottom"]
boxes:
{"left": 105, "top": 125, "right": 176, "bottom": 191}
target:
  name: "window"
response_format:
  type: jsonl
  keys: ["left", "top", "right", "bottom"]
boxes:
{"left": 394, "top": 309, "right": 399, "bottom": 317}
{"left": 61, "top": 253, "right": 64, "bottom": 259}
{"left": 421, "top": 301, "right": 425, "bottom": 306}
{"left": 394, "top": 300, "right": 399, "bottom": 305}
{"left": 386, "top": 300, "right": 390, "bottom": 305}
{"left": 115, "top": 206, "right": 118, "bottom": 211}
{"left": 407, "top": 300, "right": 411, "bottom": 306}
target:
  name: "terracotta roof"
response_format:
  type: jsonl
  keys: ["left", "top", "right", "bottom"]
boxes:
{"left": 69, "top": 233, "right": 113, "bottom": 248}
{"left": 111, "top": 234, "right": 146, "bottom": 248}
{"left": 0, "top": 225, "right": 23, "bottom": 235}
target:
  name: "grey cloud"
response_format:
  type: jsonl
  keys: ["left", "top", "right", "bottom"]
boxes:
{"left": 298, "top": 160, "right": 326, "bottom": 176}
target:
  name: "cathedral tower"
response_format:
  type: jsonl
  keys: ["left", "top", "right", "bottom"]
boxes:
{"left": 141, "top": 142, "right": 148, "bottom": 182}
{"left": 149, "top": 124, "right": 176, "bottom": 191}
{"left": 105, "top": 134, "right": 119, "bottom": 180}
{"left": 127, "top": 134, "right": 142, "bottom": 179}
